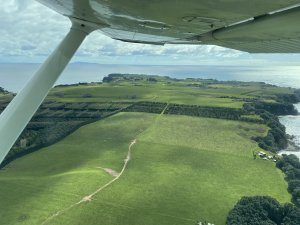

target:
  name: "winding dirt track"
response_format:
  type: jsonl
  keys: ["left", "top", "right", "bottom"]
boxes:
{"left": 41, "top": 139, "right": 137, "bottom": 225}
{"left": 80, "top": 139, "right": 136, "bottom": 202}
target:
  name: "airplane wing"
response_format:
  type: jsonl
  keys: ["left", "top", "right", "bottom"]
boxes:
{"left": 1, "top": 0, "right": 300, "bottom": 164}
{"left": 36, "top": 0, "right": 300, "bottom": 53}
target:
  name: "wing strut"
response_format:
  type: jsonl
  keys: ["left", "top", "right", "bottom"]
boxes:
{"left": 0, "top": 22, "right": 93, "bottom": 164}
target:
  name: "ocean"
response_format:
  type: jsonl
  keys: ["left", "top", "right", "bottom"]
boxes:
{"left": 1, "top": 63, "right": 300, "bottom": 158}
{"left": 279, "top": 103, "right": 300, "bottom": 159}
{"left": 1, "top": 63, "right": 300, "bottom": 92}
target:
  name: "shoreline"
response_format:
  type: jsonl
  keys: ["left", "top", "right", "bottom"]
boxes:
{"left": 279, "top": 143, "right": 300, "bottom": 159}
{"left": 279, "top": 103, "right": 300, "bottom": 159}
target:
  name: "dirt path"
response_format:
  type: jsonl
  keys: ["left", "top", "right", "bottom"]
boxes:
{"left": 79, "top": 139, "right": 136, "bottom": 202}
{"left": 161, "top": 103, "right": 169, "bottom": 115}
{"left": 41, "top": 139, "right": 137, "bottom": 225}
{"left": 97, "top": 167, "right": 119, "bottom": 177}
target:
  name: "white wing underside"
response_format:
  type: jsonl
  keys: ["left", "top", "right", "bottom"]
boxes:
{"left": 37, "top": 0, "right": 300, "bottom": 53}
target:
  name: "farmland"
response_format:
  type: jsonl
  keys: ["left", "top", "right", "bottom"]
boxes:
{"left": 0, "top": 74, "right": 298, "bottom": 225}
{"left": 0, "top": 113, "right": 290, "bottom": 225}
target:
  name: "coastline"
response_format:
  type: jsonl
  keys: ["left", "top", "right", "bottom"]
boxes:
{"left": 279, "top": 103, "right": 300, "bottom": 159}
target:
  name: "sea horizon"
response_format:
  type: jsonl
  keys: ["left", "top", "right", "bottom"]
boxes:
{"left": 1, "top": 63, "right": 300, "bottom": 92}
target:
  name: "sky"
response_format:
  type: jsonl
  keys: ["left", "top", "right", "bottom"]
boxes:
{"left": 1, "top": 0, "right": 300, "bottom": 65}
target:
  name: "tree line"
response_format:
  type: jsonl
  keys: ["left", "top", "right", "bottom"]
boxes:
{"left": 124, "top": 100, "right": 296, "bottom": 153}
{"left": 165, "top": 103, "right": 244, "bottom": 120}
{"left": 123, "top": 102, "right": 167, "bottom": 114}
{"left": 244, "top": 101, "right": 297, "bottom": 153}
{"left": 252, "top": 111, "right": 288, "bottom": 153}
{"left": 0, "top": 87, "right": 7, "bottom": 93}
{"left": 276, "top": 154, "right": 300, "bottom": 206}
{"left": 0, "top": 101, "right": 126, "bottom": 168}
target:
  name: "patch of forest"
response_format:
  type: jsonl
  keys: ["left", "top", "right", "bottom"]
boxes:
{"left": 226, "top": 196, "right": 300, "bottom": 225}
{"left": 276, "top": 154, "right": 300, "bottom": 206}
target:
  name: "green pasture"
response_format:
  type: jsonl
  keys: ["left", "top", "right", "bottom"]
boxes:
{"left": 48, "top": 78, "right": 295, "bottom": 109}
{"left": 0, "top": 113, "right": 290, "bottom": 225}
{"left": 49, "top": 83, "right": 246, "bottom": 108}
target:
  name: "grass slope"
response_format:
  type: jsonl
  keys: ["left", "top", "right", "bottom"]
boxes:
{"left": 0, "top": 113, "right": 290, "bottom": 225}
{"left": 0, "top": 113, "right": 155, "bottom": 225}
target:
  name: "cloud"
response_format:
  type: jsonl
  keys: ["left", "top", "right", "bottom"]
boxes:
{"left": 0, "top": 0, "right": 70, "bottom": 58}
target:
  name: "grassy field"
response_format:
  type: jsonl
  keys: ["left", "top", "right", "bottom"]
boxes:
{"left": 46, "top": 75, "right": 296, "bottom": 110}
{"left": 0, "top": 112, "right": 290, "bottom": 225}
{"left": 49, "top": 84, "right": 245, "bottom": 108}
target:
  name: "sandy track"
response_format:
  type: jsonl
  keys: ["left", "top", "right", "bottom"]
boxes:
{"left": 80, "top": 139, "right": 136, "bottom": 202}
{"left": 41, "top": 139, "right": 137, "bottom": 225}
{"left": 98, "top": 167, "right": 119, "bottom": 177}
